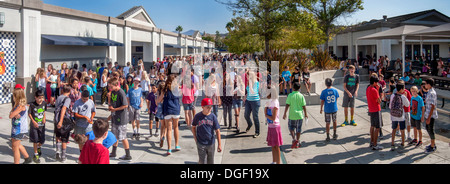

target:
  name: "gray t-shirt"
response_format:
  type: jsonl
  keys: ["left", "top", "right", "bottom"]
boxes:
{"left": 54, "top": 95, "right": 71, "bottom": 123}
{"left": 344, "top": 74, "right": 360, "bottom": 95}
{"left": 110, "top": 89, "right": 129, "bottom": 125}
{"left": 73, "top": 99, "right": 96, "bottom": 128}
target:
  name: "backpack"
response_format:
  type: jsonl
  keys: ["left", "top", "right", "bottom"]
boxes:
{"left": 54, "top": 97, "right": 75, "bottom": 135}
{"left": 390, "top": 94, "right": 403, "bottom": 118}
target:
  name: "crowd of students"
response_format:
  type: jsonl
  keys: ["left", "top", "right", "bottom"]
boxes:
{"left": 7, "top": 54, "right": 439, "bottom": 165}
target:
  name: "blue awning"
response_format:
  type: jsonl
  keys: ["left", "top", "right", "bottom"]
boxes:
{"left": 42, "top": 35, "right": 124, "bottom": 46}
{"left": 188, "top": 45, "right": 201, "bottom": 49}
{"left": 164, "top": 43, "right": 184, "bottom": 49}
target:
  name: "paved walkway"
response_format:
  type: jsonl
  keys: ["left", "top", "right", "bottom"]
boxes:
{"left": 0, "top": 84, "right": 449, "bottom": 164}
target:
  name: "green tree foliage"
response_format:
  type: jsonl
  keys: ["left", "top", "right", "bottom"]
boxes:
{"left": 223, "top": 17, "right": 264, "bottom": 54}
{"left": 295, "top": 0, "right": 364, "bottom": 50}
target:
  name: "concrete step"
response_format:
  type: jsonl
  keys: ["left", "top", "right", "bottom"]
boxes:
{"left": 278, "top": 92, "right": 320, "bottom": 106}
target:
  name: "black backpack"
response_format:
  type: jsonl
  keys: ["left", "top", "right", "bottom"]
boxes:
{"left": 54, "top": 97, "right": 75, "bottom": 135}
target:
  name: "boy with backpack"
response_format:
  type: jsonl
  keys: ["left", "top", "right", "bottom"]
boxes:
{"left": 54, "top": 85, "right": 73, "bottom": 162}
{"left": 389, "top": 81, "right": 410, "bottom": 151}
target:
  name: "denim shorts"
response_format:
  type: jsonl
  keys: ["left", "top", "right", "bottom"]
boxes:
{"left": 183, "top": 103, "right": 195, "bottom": 111}
{"left": 232, "top": 99, "right": 243, "bottom": 109}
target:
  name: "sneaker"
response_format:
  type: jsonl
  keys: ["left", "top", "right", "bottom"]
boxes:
{"left": 119, "top": 155, "right": 132, "bottom": 161}
{"left": 325, "top": 137, "right": 330, "bottom": 142}
{"left": 408, "top": 139, "right": 418, "bottom": 146}
{"left": 333, "top": 134, "right": 338, "bottom": 140}
{"left": 253, "top": 133, "right": 260, "bottom": 138}
{"left": 175, "top": 146, "right": 181, "bottom": 151}
{"left": 297, "top": 142, "right": 302, "bottom": 148}
{"left": 425, "top": 145, "right": 437, "bottom": 153}
{"left": 37, "top": 147, "right": 42, "bottom": 156}
{"left": 23, "top": 157, "right": 32, "bottom": 164}
{"left": 341, "top": 121, "right": 349, "bottom": 127}
{"left": 372, "top": 145, "right": 384, "bottom": 150}
{"left": 33, "top": 155, "right": 40, "bottom": 164}
{"left": 109, "top": 152, "right": 117, "bottom": 158}
{"left": 291, "top": 140, "right": 298, "bottom": 149}
{"left": 390, "top": 145, "right": 395, "bottom": 151}
{"left": 350, "top": 120, "right": 357, "bottom": 126}
{"left": 55, "top": 153, "right": 61, "bottom": 161}
{"left": 167, "top": 149, "right": 172, "bottom": 155}
{"left": 60, "top": 156, "right": 67, "bottom": 163}
{"left": 415, "top": 141, "right": 423, "bottom": 147}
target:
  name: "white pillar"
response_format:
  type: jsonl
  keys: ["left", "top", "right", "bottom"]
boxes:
{"left": 120, "top": 27, "right": 132, "bottom": 66}
{"left": 402, "top": 35, "right": 405, "bottom": 75}
{"left": 16, "top": 8, "right": 41, "bottom": 102}
{"left": 158, "top": 31, "right": 164, "bottom": 60}
{"left": 108, "top": 23, "right": 117, "bottom": 63}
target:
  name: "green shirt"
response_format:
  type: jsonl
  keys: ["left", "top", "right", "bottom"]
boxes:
{"left": 286, "top": 91, "right": 306, "bottom": 120}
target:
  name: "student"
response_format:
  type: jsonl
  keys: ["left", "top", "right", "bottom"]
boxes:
{"left": 320, "top": 78, "right": 339, "bottom": 142}
{"left": 282, "top": 82, "right": 307, "bottom": 149}
{"left": 182, "top": 74, "right": 196, "bottom": 128}
{"left": 147, "top": 84, "right": 159, "bottom": 137}
{"left": 232, "top": 76, "right": 245, "bottom": 133}
{"left": 366, "top": 76, "right": 383, "bottom": 150}
{"left": 409, "top": 86, "right": 424, "bottom": 147}
{"left": 291, "top": 67, "right": 301, "bottom": 85}
{"left": 422, "top": 78, "right": 438, "bottom": 153}
{"left": 155, "top": 82, "right": 166, "bottom": 147}
{"left": 264, "top": 86, "right": 282, "bottom": 164}
{"left": 281, "top": 66, "right": 292, "bottom": 95}
{"left": 302, "top": 67, "right": 312, "bottom": 95}
{"left": 244, "top": 71, "right": 261, "bottom": 138}
{"left": 100, "top": 69, "right": 109, "bottom": 106}
{"left": 73, "top": 90, "right": 96, "bottom": 151}
{"left": 10, "top": 86, "right": 32, "bottom": 164}
{"left": 108, "top": 78, "right": 132, "bottom": 161}
{"left": 341, "top": 65, "right": 359, "bottom": 127}
{"left": 48, "top": 69, "right": 58, "bottom": 106}
{"left": 79, "top": 119, "right": 110, "bottom": 164}
{"left": 221, "top": 72, "right": 234, "bottom": 129}
{"left": 127, "top": 77, "right": 144, "bottom": 140}
{"left": 389, "top": 82, "right": 410, "bottom": 151}
{"left": 81, "top": 76, "right": 94, "bottom": 101}
{"left": 156, "top": 75, "right": 181, "bottom": 155}
{"left": 54, "top": 84, "right": 73, "bottom": 162}
{"left": 35, "top": 68, "right": 47, "bottom": 100}
{"left": 141, "top": 70, "right": 151, "bottom": 113}
{"left": 191, "top": 98, "right": 222, "bottom": 164}
{"left": 28, "top": 90, "right": 47, "bottom": 163}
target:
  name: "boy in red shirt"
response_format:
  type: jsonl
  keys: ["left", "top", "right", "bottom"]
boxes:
{"left": 366, "top": 76, "right": 383, "bottom": 150}
{"left": 79, "top": 119, "right": 110, "bottom": 164}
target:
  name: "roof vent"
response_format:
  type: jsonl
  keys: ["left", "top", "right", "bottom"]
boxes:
{"left": 383, "top": 15, "right": 388, "bottom": 21}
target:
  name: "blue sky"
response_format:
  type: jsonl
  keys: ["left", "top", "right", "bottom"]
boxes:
{"left": 42, "top": 0, "right": 450, "bottom": 34}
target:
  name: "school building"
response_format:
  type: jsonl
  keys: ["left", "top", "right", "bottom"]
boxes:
{"left": 0, "top": 0, "right": 215, "bottom": 104}
{"left": 328, "top": 9, "right": 450, "bottom": 61}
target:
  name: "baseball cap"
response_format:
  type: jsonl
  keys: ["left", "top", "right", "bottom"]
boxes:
{"left": 14, "top": 84, "right": 25, "bottom": 89}
{"left": 134, "top": 77, "right": 141, "bottom": 81}
{"left": 201, "top": 98, "right": 213, "bottom": 106}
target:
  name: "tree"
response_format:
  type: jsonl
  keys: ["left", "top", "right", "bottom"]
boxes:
{"left": 223, "top": 17, "right": 264, "bottom": 54}
{"left": 175, "top": 25, "right": 183, "bottom": 34}
{"left": 295, "top": 0, "right": 364, "bottom": 50}
{"left": 216, "top": 0, "right": 294, "bottom": 56}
